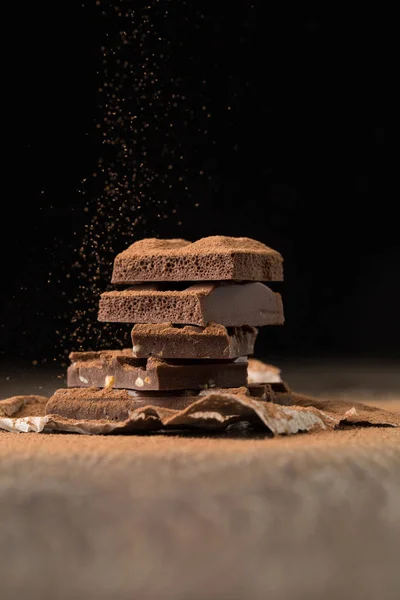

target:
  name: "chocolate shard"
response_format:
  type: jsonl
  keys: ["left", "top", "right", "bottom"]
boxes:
{"left": 46, "top": 384, "right": 274, "bottom": 421}
{"left": 131, "top": 323, "right": 258, "bottom": 359}
{"left": 98, "top": 283, "right": 284, "bottom": 327}
{"left": 68, "top": 350, "right": 248, "bottom": 391}
{"left": 247, "top": 358, "right": 282, "bottom": 383}
{"left": 0, "top": 395, "right": 49, "bottom": 418}
{"left": 111, "top": 236, "right": 283, "bottom": 283}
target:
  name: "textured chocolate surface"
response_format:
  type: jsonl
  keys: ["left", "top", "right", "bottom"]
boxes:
{"left": 47, "top": 388, "right": 197, "bottom": 420}
{"left": 0, "top": 395, "right": 49, "bottom": 418}
{"left": 98, "top": 283, "right": 284, "bottom": 326}
{"left": 68, "top": 350, "right": 248, "bottom": 391}
{"left": 46, "top": 384, "right": 275, "bottom": 421}
{"left": 111, "top": 236, "right": 283, "bottom": 283}
{"left": 131, "top": 323, "right": 258, "bottom": 359}
{"left": 69, "top": 349, "right": 133, "bottom": 363}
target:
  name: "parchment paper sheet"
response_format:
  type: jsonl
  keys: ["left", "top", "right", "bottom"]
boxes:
{"left": 1, "top": 390, "right": 399, "bottom": 436}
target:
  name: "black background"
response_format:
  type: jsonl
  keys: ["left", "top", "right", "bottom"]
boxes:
{"left": 1, "top": 2, "right": 397, "bottom": 363}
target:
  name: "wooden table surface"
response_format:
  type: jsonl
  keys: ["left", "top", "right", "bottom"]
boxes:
{"left": 1, "top": 361, "right": 399, "bottom": 600}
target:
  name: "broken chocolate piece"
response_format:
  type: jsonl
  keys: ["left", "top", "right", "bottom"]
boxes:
{"left": 268, "top": 382, "right": 292, "bottom": 406}
{"left": 98, "top": 283, "right": 284, "bottom": 326}
{"left": 247, "top": 358, "right": 282, "bottom": 383}
{"left": 0, "top": 395, "right": 49, "bottom": 418}
{"left": 131, "top": 323, "right": 258, "bottom": 359}
{"left": 68, "top": 350, "right": 248, "bottom": 391}
{"left": 111, "top": 236, "right": 283, "bottom": 283}
{"left": 47, "top": 388, "right": 197, "bottom": 420}
{"left": 46, "top": 384, "right": 275, "bottom": 421}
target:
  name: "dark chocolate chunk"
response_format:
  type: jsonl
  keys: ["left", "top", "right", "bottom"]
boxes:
{"left": 270, "top": 381, "right": 291, "bottom": 394}
{"left": 46, "top": 388, "right": 197, "bottom": 420}
{"left": 68, "top": 350, "right": 248, "bottom": 391}
{"left": 131, "top": 323, "right": 258, "bottom": 359}
{"left": 111, "top": 236, "right": 283, "bottom": 283}
{"left": 46, "top": 384, "right": 276, "bottom": 421}
{"left": 269, "top": 382, "right": 292, "bottom": 405}
{"left": 98, "top": 283, "right": 284, "bottom": 327}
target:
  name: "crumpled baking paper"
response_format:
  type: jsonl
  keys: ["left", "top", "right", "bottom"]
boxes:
{"left": 1, "top": 390, "right": 399, "bottom": 436}
{"left": 291, "top": 393, "right": 400, "bottom": 428}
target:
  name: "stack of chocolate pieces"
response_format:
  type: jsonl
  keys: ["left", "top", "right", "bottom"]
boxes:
{"left": 47, "top": 236, "right": 285, "bottom": 421}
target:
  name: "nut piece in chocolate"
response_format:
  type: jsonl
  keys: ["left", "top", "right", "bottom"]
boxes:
{"left": 111, "top": 236, "right": 283, "bottom": 283}
{"left": 68, "top": 350, "right": 248, "bottom": 391}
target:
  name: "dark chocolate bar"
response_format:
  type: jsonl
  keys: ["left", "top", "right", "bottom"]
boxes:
{"left": 98, "top": 283, "right": 284, "bottom": 327}
{"left": 131, "top": 323, "right": 258, "bottom": 359}
{"left": 111, "top": 236, "right": 283, "bottom": 283}
{"left": 46, "top": 384, "right": 277, "bottom": 421}
{"left": 68, "top": 350, "right": 248, "bottom": 391}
